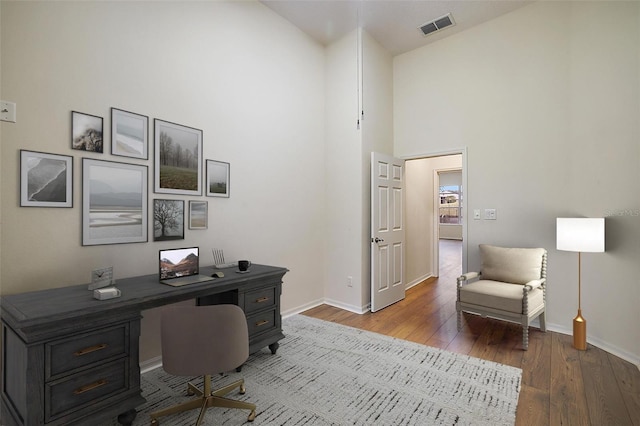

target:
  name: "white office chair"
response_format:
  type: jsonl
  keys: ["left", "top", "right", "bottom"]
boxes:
{"left": 149, "top": 304, "right": 256, "bottom": 425}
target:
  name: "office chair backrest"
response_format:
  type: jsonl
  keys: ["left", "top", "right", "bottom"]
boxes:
{"left": 160, "top": 304, "right": 249, "bottom": 376}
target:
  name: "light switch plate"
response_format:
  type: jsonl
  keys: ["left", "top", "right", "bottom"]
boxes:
{"left": 484, "top": 209, "right": 497, "bottom": 220}
{"left": 473, "top": 209, "right": 481, "bottom": 220}
{"left": 89, "top": 266, "right": 115, "bottom": 290}
{"left": 0, "top": 101, "right": 16, "bottom": 123}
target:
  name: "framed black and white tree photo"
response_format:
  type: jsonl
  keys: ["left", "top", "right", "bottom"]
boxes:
{"left": 20, "top": 150, "right": 73, "bottom": 207}
{"left": 111, "top": 108, "right": 148, "bottom": 159}
{"left": 206, "top": 160, "right": 230, "bottom": 198}
{"left": 154, "top": 119, "right": 202, "bottom": 196}
{"left": 153, "top": 199, "right": 185, "bottom": 241}
{"left": 82, "top": 158, "right": 148, "bottom": 246}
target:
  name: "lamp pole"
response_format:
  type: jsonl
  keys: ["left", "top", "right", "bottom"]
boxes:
{"left": 573, "top": 252, "right": 587, "bottom": 350}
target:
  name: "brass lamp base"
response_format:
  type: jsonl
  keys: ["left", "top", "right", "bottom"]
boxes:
{"left": 573, "top": 309, "right": 587, "bottom": 350}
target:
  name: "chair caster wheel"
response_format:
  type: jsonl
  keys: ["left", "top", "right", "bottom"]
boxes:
{"left": 248, "top": 410, "right": 256, "bottom": 422}
{"left": 151, "top": 419, "right": 159, "bottom": 426}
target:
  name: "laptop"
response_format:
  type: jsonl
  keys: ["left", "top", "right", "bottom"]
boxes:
{"left": 159, "top": 247, "right": 212, "bottom": 286}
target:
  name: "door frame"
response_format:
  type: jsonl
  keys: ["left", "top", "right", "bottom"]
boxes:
{"left": 401, "top": 148, "right": 468, "bottom": 276}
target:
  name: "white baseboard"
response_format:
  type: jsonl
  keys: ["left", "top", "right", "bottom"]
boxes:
{"left": 140, "top": 356, "right": 162, "bottom": 374}
{"left": 281, "top": 298, "right": 325, "bottom": 318}
{"left": 406, "top": 273, "right": 433, "bottom": 290}
{"left": 324, "top": 298, "right": 369, "bottom": 314}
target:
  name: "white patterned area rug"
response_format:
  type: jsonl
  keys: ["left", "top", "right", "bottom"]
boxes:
{"left": 104, "top": 315, "right": 521, "bottom": 426}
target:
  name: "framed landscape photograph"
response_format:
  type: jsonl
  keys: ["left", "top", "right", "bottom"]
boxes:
{"left": 111, "top": 108, "right": 148, "bottom": 159}
{"left": 72, "top": 111, "right": 104, "bottom": 153}
{"left": 82, "top": 158, "right": 148, "bottom": 246}
{"left": 20, "top": 150, "right": 73, "bottom": 207}
{"left": 189, "top": 200, "right": 208, "bottom": 230}
{"left": 206, "top": 160, "right": 230, "bottom": 198}
{"left": 154, "top": 119, "right": 202, "bottom": 196}
{"left": 153, "top": 199, "right": 185, "bottom": 241}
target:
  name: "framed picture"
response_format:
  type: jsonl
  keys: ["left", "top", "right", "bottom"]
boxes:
{"left": 189, "top": 200, "right": 208, "bottom": 230}
{"left": 82, "top": 158, "right": 148, "bottom": 246}
{"left": 111, "top": 108, "right": 148, "bottom": 159}
{"left": 20, "top": 150, "right": 73, "bottom": 207}
{"left": 206, "top": 160, "right": 230, "bottom": 198}
{"left": 154, "top": 119, "right": 202, "bottom": 195}
{"left": 153, "top": 199, "right": 185, "bottom": 241}
{"left": 72, "top": 111, "right": 104, "bottom": 153}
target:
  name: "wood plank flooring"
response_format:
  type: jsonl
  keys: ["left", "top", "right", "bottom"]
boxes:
{"left": 301, "top": 240, "right": 640, "bottom": 426}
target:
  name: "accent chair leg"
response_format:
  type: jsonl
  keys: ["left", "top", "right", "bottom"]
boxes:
{"left": 457, "top": 310, "right": 462, "bottom": 332}
{"left": 539, "top": 311, "right": 547, "bottom": 332}
{"left": 522, "top": 325, "right": 529, "bottom": 351}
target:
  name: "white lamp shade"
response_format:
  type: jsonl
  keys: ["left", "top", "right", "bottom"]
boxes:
{"left": 556, "top": 218, "right": 605, "bottom": 252}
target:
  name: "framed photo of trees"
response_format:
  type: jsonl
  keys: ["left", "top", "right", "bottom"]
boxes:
{"left": 206, "top": 160, "right": 230, "bottom": 198}
{"left": 154, "top": 119, "right": 202, "bottom": 196}
{"left": 153, "top": 199, "right": 185, "bottom": 241}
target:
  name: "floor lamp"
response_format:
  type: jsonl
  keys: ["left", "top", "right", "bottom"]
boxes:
{"left": 556, "top": 218, "right": 605, "bottom": 351}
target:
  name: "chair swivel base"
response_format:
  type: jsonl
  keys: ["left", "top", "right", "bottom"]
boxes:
{"left": 150, "top": 375, "right": 256, "bottom": 425}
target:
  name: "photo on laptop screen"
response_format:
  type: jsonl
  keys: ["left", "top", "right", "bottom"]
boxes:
{"left": 159, "top": 247, "right": 200, "bottom": 280}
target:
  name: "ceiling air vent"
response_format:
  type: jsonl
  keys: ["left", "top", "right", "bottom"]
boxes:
{"left": 419, "top": 13, "right": 455, "bottom": 37}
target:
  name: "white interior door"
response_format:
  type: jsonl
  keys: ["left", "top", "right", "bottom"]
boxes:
{"left": 371, "top": 152, "right": 405, "bottom": 312}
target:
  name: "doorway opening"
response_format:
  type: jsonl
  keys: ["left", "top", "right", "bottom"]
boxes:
{"left": 404, "top": 150, "right": 466, "bottom": 289}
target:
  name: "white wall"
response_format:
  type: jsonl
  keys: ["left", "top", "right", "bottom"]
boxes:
{"left": 0, "top": 1, "right": 326, "bottom": 362}
{"left": 324, "top": 29, "right": 394, "bottom": 313}
{"left": 394, "top": 1, "right": 640, "bottom": 364}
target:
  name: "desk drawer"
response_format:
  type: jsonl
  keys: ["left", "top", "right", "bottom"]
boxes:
{"left": 47, "top": 324, "right": 128, "bottom": 378}
{"left": 46, "top": 358, "right": 128, "bottom": 422}
{"left": 244, "top": 287, "right": 276, "bottom": 314}
{"left": 247, "top": 309, "right": 276, "bottom": 337}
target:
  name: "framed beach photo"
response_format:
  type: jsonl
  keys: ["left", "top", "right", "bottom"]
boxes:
{"left": 111, "top": 108, "right": 148, "bottom": 159}
{"left": 20, "top": 150, "right": 73, "bottom": 207}
{"left": 82, "top": 158, "right": 148, "bottom": 246}
{"left": 72, "top": 111, "right": 104, "bottom": 153}
{"left": 188, "top": 200, "right": 208, "bottom": 230}
{"left": 154, "top": 119, "right": 202, "bottom": 196}
{"left": 206, "top": 160, "right": 230, "bottom": 198}
{"left": 153, "top": 199, "right": 185, "bottom": 241}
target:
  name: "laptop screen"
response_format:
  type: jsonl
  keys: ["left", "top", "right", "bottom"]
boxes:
{"left": 159, "top": 247, "right": 200, "bottom": 280}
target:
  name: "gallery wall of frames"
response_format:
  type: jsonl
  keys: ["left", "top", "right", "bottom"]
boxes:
{"left": 19, "top": 108, "right": 231, "bottom": 246}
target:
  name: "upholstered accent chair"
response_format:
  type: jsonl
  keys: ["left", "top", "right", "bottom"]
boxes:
{"left": 150, "top": 304, "right": 256, "bottom": 425}
{"left": 456, "top": 244, "right": 547, "bottom": 350}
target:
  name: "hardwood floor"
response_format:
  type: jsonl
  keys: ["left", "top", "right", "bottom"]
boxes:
{"left": 301, "top": 240, "right": 640, "bottom": 426}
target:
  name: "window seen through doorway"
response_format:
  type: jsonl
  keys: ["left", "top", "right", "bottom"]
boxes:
{"left": 439, "top": 185, "right": 461, "bottom": 224}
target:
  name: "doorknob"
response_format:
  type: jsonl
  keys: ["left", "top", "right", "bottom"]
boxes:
{"left": 373, "top": 237, "right": 385, "bottom": 243}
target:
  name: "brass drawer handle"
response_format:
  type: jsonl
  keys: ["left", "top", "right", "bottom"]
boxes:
{"left": 74, "top": 343, "right": 108, "bottom": 357}
{"left": 255, "top": 320, "right": 270, "bottom": 327}
{"left": 73, "top": 379, "right": 108, "bottom": 395}
{"left": 255, "top": 297, "right": 270, "bottom": 303}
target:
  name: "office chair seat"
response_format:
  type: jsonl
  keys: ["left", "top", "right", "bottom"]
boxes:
{"left": 150, "top": 304, "right": 256, "bottom": 425}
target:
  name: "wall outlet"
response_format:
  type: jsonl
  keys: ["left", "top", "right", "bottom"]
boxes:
{"left": 347, "top": 276, "right": 353, "bottom": 287}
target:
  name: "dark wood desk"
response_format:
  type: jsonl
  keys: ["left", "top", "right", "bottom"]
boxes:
{"left": 1, "top": 264, "right": 287, "bottom": 426}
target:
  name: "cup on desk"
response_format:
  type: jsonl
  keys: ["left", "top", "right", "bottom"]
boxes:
{"left": 238, "top": 260, "right": 252, "bottom": 272}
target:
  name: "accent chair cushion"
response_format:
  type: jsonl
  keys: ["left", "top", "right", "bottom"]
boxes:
{"left": 459, "top": 280, "right": 544, "bottom": 314}
{"left": 479, "top": 245, "right": 546, "bottom": 285}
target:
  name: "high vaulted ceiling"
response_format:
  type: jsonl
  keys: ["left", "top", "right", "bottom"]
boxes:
{"left": 261, "top": 0, "right": 532, "bottom": 56}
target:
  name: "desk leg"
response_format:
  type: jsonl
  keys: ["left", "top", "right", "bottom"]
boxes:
{"left": 269, "top": 342, "right": 279, "bottom": 354}
{"left": 117, "top": 408, "right": 137, "bottom": 426}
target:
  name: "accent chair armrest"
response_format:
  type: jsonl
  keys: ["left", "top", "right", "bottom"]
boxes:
{"left": 523, "top": 278, "right": 546, "bottom": 292}
{"left": 457, "top": 272, "right": 480, "bottom": 285}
